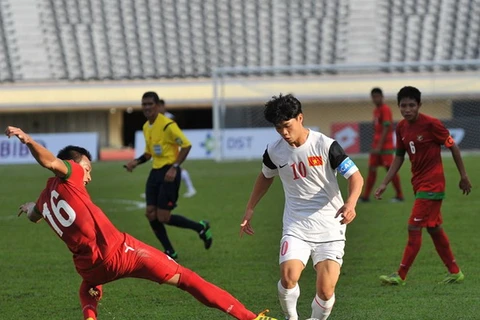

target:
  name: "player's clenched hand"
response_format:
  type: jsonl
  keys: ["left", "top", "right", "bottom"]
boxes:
{"left": 164, "top": 166, "right": 177, "bottom": 182}
{"left": 124, "top": 160, "right": 138, "bottom": 172}
{"left": 335, "top": 203, "right": 356, "bottom": 225}
{"left": 459, "top": 175, "right": 472, "bottom": 195}
{"left": 240, "top": 208, "right": 255, "bottom": 237}
{"left": 374, "top": 183, "right": 387, "bottom": 200}
{"left": 4, "top": 126, "right": 31, "bottom": 144}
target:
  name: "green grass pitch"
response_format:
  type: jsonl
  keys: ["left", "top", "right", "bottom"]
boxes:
{"left": 0, "top": 156, "right": 478, "bottom": 319}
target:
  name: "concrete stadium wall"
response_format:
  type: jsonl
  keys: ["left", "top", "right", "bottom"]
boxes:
{"left": 0, "top": 72, "right": 473, "bottom": 148}
{"left": 0, "top": 97, "right": 455, "bottom": 149}
{"left": 0, "top": 110, "right": 111, "bottom": 147}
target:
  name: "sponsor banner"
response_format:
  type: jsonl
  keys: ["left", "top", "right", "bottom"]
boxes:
{"left": 135, "top": 127, "right": 320, "bottom": 160}
{"left": 442, "top": 118, "right": 480, "bottom": 150}
{"left": 220, "top": 128, "right": 280, "bottom": 160}
{"left": 331, "top": 123, "right": 360, "bottom": 154}
{"left": 0, "top": 132, "right": 99, "bottom": 164}
{"left": 135, "top": 129, "right": 215, "bottom": 159}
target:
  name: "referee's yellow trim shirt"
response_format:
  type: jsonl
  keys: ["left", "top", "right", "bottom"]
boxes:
{"left": 142, "top": 114, "right": 191, "bottom": 169}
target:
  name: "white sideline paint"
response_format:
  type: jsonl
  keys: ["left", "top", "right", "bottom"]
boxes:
{"left": 0, "top": 215, "right": 19, "bottom": 221}
{"left": 95, "top": 198, "right": 146, "bottom": 212}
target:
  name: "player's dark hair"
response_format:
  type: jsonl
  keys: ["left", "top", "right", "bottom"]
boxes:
{"left": 57, "top": 145, "right": 92, "bottom": 162}
{"left": 159, "top": 99, "right": 165, "bottom": 105}
{"left": 142, "top": 91, "right": 161, "bottom": 104}
{"left": 371, "top": 87, "right": 383, "bottom": 96}
{"left": 397, "top": 86, "right": 421, "bottom": 104}
{"left": 264, "top": 94, "right": 302, "bottom": 125}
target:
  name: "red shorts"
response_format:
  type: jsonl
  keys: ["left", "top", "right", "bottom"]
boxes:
{"left": 368, "top": 153, "right": 394, "bottom": 167}
{"left": 77, "top": 233, "right": 180, "bottom": 286}
{"left": 408, "top": 199, "right": 443, "bottom": 228}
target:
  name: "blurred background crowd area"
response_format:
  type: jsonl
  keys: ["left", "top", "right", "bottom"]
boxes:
{"left": 0, "top": 0, "right": 478, "bottom": 160}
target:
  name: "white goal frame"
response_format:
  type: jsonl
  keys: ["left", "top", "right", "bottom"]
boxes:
{"left": 212, "top": 59, "right": 480, "bottom": 161}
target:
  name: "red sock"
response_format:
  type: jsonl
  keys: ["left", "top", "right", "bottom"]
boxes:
{"left": 398, "top": 229, "right": 422, "bottom": 280}
{"left": 391, "top": 174, "right": 403, "bottom": 198}
{"left": 362, "top": 170, "right": 377, "bottom": 199}
{"left": 177, "top": 267, "right": 257, "bottom": 320}
{"left": 79, "top": 281, "right": 102, "bottom": 320}
{"left": 430, "top": 229, "right": 460, "bottom": 274}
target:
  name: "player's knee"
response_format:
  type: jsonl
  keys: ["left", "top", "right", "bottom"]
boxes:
{"left": 427, "top": 226, "right": 442, "bottom": 234}
{"left": 280, "top": 274, "right": 299, "bottom": 289}
{"left": 156, "top": 209, "right": 171, "bottom": 223}
{"left": 176, "top": 266, "right": 195, "bottom": 290}
{"left": 145, "top": 208, "right": 156, "bottom": 221}
{"left": 280, "top": 263, "right": 302, "bottom": 288}
{"left": 157, "top": 216, "right": 170, "bottom": 223}
{"left": 407, "top": 224, "right": 421, "bottom": 231}
{"left": 317, "top": 288, "right": 335, "bottom": 301}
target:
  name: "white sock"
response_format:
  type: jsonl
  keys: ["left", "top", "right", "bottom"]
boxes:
{"left": 277, "top": 281, "right": 300, "bottom": 320}
{"left": 181, "top": 169, "right": 195, "bottom": 192}
{"left": 311, "top": 293, "right": 335, "bottom": 320}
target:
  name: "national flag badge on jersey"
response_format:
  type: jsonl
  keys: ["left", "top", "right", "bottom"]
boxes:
{"left": 308, "top": 155, "right": 323, "bottom": 166}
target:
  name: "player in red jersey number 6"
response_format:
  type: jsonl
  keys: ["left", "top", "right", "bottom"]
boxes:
{"left": 5, "top": 125, "right": 276, "bottom": 320}
{"left": 375, "top": 86, "right": 472, "bottom": 285}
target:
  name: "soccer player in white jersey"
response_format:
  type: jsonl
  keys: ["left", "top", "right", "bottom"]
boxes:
{"left": 159, "top": 99, "right": 197, "bottom": 198}
{"left": 240, "top": 94, "right": 364, "bottom": 320}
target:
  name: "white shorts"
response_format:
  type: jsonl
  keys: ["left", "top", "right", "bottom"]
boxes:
{"left": 278, "top": 235, "right": 345, "bottom": 267}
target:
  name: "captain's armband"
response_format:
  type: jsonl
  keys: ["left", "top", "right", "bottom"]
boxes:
{"left": 445, "top": 136, "right": 455, "bottom": 148}
{"left": 336, "top": 157, "right": 358, "bottom": 179}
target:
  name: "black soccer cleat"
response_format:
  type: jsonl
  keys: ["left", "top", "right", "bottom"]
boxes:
{"left": 164, "top": 250, "right": 178, "bottom": 260}
{"left": 199, "top": 220, "right": 213, "bottom": 249}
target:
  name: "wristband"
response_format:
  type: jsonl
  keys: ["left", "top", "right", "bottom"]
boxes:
{"left": 135, "top": 155, "right": 148, "bottom": 165}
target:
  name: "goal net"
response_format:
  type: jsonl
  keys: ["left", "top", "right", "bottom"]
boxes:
{"left": 212, "top": 61, "right": 480, "bottom": 161}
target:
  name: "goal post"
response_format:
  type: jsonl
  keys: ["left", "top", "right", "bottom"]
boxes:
{"left": 212, "top": 60, "right": 480, "bottom": 161}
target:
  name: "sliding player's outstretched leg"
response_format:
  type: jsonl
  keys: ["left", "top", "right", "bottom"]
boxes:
{"left": 79, "top": 281, "right": 103, "bottom": 320}
{"left": 176, "top": 267, "right": 276, "bottom": 319}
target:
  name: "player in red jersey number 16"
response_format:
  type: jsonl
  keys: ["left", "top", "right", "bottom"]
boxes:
{"left": 5, "top": 125, "right": 277, "bottom": 320}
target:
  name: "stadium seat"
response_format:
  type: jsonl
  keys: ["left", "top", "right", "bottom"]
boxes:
{"left": 0, "top": 0, "right": 479, "bottom": 82}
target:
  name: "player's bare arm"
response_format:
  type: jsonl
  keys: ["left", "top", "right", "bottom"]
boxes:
{"left": 5, "top": 126, "right": 68, "bottom": 177}
{"left": 240, "top": 172, "right": 274, "bottom": 237}
{"left": 165, "top": 145, "right": 191, "bottom": 182}
{"left": 336, "top": 171, "right": 363, "bottom": 224}
{"left": 125, "top": 153, "right": 152, "bottom": 172}
{"left": 375, "top": 155, "right": 405, "bottom": 199}
{"left": 17, "top": 202, "right": 43, "bottom": 223}
{"left": 448, "top": 143, "right": 472, "bottom": 195}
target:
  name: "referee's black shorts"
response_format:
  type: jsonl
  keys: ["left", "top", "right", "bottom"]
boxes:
{"left": 145, "top": 165, "right": 181, "bottom": 210}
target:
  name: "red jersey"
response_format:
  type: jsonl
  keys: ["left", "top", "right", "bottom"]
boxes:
{"left": 372, "top": 104, "right": 394, "bottom": 151}
{"left": 395, "top": 113, "right": 451, "bottom": 198}
{"left": 34, "top": 160, "right": 124, "bottom": 271}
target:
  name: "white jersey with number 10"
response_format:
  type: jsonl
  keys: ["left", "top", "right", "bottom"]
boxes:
{"left": 262, "top": 130, "right": 358, "bottom": 243}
